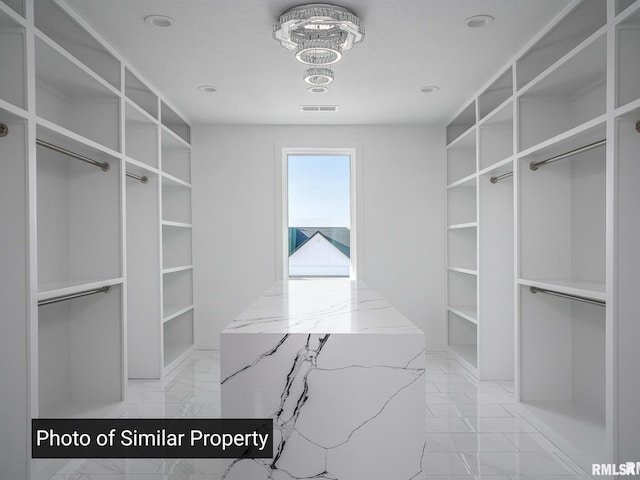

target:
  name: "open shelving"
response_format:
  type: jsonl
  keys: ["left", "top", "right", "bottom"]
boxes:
{"left": 125, "top": 67, "right": 158, "bottom": 120}
{"left": 162, "top": 128, "right": 191, "bottom": 183}
{"left": 36, "top": 127, "right": 122, "bottom": 293}
{"left": 478, "top": 67, "right": 513, "bottom": 121}
{"left": 126, "top": 168, "right": 161, "bottom": 379}
{"left": 446, "top": 101, "right": 475, "bottom": 145}
{"left": 0, "top": 9, "right": 25, "bottom": 110}
{"left": 161, "top": 101, "right": 190, "bottom": 145}
{"left": 38, "top": 283, "right": 123, "bottom": 418}
{"left": 516, "top": 0, "right": 606, "bottom": 90}
{"left": 518, "top": 34, "right": 606, "bottom": 151}
{"left": 1, "top": 0, "right": 24, "bottom": 17}
{"left": 446, "top": 127, "right": 476, "bottom": 185}
{"left": 447, "top": 177, "right": 476, "bottom": 226}
{"left": 125, "top": 101, "right": 158, "bottom": 168}
{"left": 162, "top": 176, "right": 192, "bottom": 224}
{"left": 0, "top": 108, "right": 29, "bottom": 478}
{"left": 519, "top": 284, "right": 606, "bottom": 466}
{"left": 1, "top": 0, "right": 196, "bottom": 476}
{"left": 614, "top": 106, "right": 640, "bottom": 460}
{"left": 616, "top": 8, "right": 640, "bottom": 108}
{"left": 34, "top": 0, "right": 120, "bottom": 90}
{"left": 163, "top": 223, "right": 193, "bottom": 271}
{"left": 35, "top": 36, "right": 120, "bottom": 151}
{"left": 518, "top": 124, "right": 606, "bottom": 294}
{"left": 448, "top": 311, "right": 477, "bottom": 371}
{"left": 479, "top": 101, "right": 513, "bottom": 170}
{"left": 163, "top": 309, "right": 194, "bottom": 369}
{"left": 478, "top": 164, "right": 514, "bottom": 380}
{"left": 616, "top": 0, "right": 638, "bottom": 15}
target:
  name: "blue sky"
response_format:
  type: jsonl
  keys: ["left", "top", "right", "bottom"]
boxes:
{"left": 288, "top": 155, "right": 350, "bottom": 228}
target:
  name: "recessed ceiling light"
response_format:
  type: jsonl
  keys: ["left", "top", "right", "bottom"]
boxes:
{"left": 420, "top": 86, "right": 440, "bottom": 94}
{"left": 198, "top": 85, "right": 217, "bottom": 93}
{"left": 144, "top": 15, "right": 175, "bottom": 28}
{"left": 308, "top": 86, "right": 329, "bottom": 94}
{"left": 464, "top": 15, "right": 494, "bottom": 28}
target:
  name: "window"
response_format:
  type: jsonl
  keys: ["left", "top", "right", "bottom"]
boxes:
{"left": 288, "top": 154, "right": 350, "bottom": 277}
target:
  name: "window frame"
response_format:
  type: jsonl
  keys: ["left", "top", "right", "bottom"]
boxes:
{"left": 276, "top": 145, "right": 361, "bottom": 280}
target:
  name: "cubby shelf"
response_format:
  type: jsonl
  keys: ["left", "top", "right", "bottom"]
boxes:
{"left": 447, "top": 305, "right": 478, "bottom": 324}
{"left": 163, "top": 304, "right": 194, "bottom": 323}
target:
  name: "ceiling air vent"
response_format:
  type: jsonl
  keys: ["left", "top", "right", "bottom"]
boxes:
{"left": 300, "top": 105, "right": 338, "bottom": 112}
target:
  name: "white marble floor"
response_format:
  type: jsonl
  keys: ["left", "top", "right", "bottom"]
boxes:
{"left": 51, "top": 350, "right": 594, "bottom": 480}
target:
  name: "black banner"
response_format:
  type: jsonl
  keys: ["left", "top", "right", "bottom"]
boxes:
{"left": 32, "top": 418, "right": 273, "bottom": 458}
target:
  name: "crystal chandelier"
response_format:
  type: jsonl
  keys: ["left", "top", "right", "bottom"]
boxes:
{"left": 273, "top": 3, "right": 365, "bottom": 93}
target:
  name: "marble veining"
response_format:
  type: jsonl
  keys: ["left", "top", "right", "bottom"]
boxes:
{"left": 221, "top": 280, "right": 426, "bottom": 479}
{"left": 222, "top": 279, "right": 424, "bottom": 335}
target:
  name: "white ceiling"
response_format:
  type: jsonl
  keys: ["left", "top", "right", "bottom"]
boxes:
{"left": 63, "top": 0, "right": 571, "bottom": 126}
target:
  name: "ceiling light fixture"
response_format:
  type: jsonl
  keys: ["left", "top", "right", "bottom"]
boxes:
{"left": 144, "top": 15, "right": 175, "bottom": 28}
{"left": 198, "top": 85, "right": 217, "bottom": 93}
{"left": 274, "top": 4, "right": 364, "bottom": 93}
{"left": 420, "top": 86, "right": 440, "bottom": 94}
{"left": 464, "top": 15, "right": 494, "bottom": 28}
{"left": 304, "top": 67, "right": 334, "bottom": 85}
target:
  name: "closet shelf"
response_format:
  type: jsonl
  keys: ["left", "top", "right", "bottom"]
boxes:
{"left": 517, "top": 278, "right": 606, "bottom": 303}
{"left": 125, "top": 156, "right": 161, "bottom": 176}
{"left": 163, "top": 265, "right": 194, "bottom": 275}
{"left": 478, "top": 97, "right": 513, "bottom": 127}
{"left": 517, "top": 116, "right": 606, "bottom": 160}
{"left": 36, "top": 118, "right": 121, "bottom": 160}
{"left": 614, "top": 0, "right": 640, "bottom": 24}
{"left": 161, "top": 123, "right": 190, "bottom": 148}
{"left": 447, "top": 305, "right": 478, "bottom": 324}
{"left": 34, "top": 29, "right": 120, "bottom": 98}
{"left": 447, "top": 266, "right": 478, "bottom": 276}
{"left": 516, "top": 28, "right": 606, "bottom": 98}
{"left": 163, "top": 304, "right": 194, "bottom": 323}
{"left": 162, "top": 220, "right": 192, "bottom": 229}
{"left": 446, "top": 125, "right": 476, "bottom": 149}
{"left": 0, "top": 2, "right": 26, "bottom": 25}
{"left": 615, "top": 97, "right": 640, "bottom": 118}
{"left": 125, "top": 97, "right": 158, "bottom": 126}
{"left": 447, "top": 222, "right": 477, "bottom": 230}
{"left": 478, "top": 156, "right": 514, "bottom": 177}
{"left": 162, "top": 172, "right": 192, "bottom": 189}
{"left": 0, "top": 99, "right": 27, "bottom": 120}
{"left": 38, "top": 278, "right": 124, "bottom": 302}
{"left": 447, "top": 174, "right": 476, "bottom": 189}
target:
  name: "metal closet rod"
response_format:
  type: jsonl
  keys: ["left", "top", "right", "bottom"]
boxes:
{"left": 490, "top": 171, "right": 513, "bottom": 184}
{"left": 529, "top": 286, "right": 605, "bottom": 307}
{"left": 530, "top": 139, "right": 606, "bottom": 171}
{"left": 38, "top": 286, "right": 112, "bottom": 307}
{"left": 36, "top": 139, "right": 111, "bottom": 172}
{"left": 126, "top": 171, "right": 148, "bottom": 183}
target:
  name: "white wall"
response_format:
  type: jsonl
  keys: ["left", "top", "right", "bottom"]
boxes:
{"left": 192, "top": 125, "right": 446, "bottom": 350}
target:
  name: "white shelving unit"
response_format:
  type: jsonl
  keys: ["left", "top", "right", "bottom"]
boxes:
{"left": 444, "top": 0, "right": 640, "bottom": 471}
{"left": 0, "top": 0, "right": 194, "bottom": 477}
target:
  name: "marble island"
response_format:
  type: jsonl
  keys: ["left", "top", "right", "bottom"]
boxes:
{"left": 221, "top": 279, "right": 426, "bottom": 480}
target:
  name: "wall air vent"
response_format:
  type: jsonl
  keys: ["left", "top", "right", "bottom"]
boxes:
{"left": 300, "top": 105, "right": 339, "bottom": 112}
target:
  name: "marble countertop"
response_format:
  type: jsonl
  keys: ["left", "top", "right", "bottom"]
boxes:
{"left": 222, "top": 278, "right": 423, "bottom": 335}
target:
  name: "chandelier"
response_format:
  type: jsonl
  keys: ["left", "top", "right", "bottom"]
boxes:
{"left": 273, "top": 3, "right": 365, "bottom": 93}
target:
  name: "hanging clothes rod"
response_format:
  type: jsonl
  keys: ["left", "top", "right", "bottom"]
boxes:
{"left": 530, "top": 139, "right": 606, "bottom": 171}
{"left": 36, "top": 139, "right": 110, "bottom": 172}
{"left": 490, "top": 171, "right": 513, "bottom": 183}
{"left": 529, "top": 286, "right": 605, "bottom": 307}
{"left": 38, "top": 286, "right": 112, "bottom": 307}
{"left": 126, "top": 171, "right": 148, "bottom": 183}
